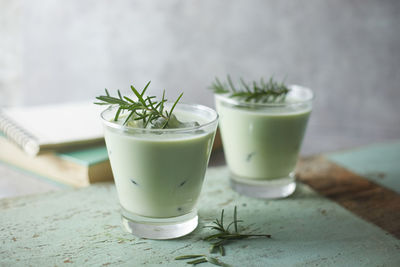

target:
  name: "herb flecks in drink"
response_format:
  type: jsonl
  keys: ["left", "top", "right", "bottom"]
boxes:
{"left": 210, "top": 76, "right": 290, "bottom": 103}
{"left": 95, "top": 81, "right": 190, "bottom": 129}
{"left": 246, "top": 152, "right": 256, "bottom": 162}
{"left": 175, "top": 206, "right": 271, "bottom": 266}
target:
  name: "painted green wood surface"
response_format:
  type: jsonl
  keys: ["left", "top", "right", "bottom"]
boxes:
{"left": 328, "top": 141, "right": 400, "bottom": 194}
{"left": 1, "top": 165, "right": 399, "bottom": 266}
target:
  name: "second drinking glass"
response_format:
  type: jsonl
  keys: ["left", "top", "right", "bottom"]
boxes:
{"left": 215, "top": 84, "right": 313, "bottom": 199}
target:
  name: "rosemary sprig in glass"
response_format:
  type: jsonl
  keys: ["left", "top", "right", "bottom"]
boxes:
{"left": 95, "top": 81, "right": 183, "bottom": 128}
{"left": 210, "top": 75, "right": 290, "bottom": 103}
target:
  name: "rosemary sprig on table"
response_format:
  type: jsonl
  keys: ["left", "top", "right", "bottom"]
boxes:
{"left": 205, "top": 206, "right": 271, "bottom": 255}
{"left": 95, "top": 81, "right": 183, "bottom": 128}
{"left": 175, "top": 206, "right": 271, "bottom": 266}
{"left": 175, "top": 255, "right": 230, "bottom": 266}
{"left": 210, "top": 75, "right": 290, "bottom": 103}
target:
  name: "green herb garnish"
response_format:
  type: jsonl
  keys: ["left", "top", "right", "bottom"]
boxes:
{"left": 175, "top": 255, "right": 230, "bottom": 266}
{"left": 175, "top": 206, "right": 271, "bottom": 266}
{"left": 95, "top": 81, "right": 183, "bottom": 128}
{"left": 210, "top": 75, "right": 290, "bottom": 103}
{"left": 205, "top": 206, "right": 271, "bottom": 255}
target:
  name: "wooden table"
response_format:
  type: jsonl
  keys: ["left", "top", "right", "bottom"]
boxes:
{"left": 1, "top": 142, "right": 399, "bottom": 266}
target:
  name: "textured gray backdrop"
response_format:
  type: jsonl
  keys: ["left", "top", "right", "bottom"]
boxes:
{"left": 1, "top": 0, "right": 399, "bottom": 155}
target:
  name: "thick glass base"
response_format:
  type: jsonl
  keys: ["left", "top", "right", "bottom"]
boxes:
{"left": 230, "top": 172, "right": 296, "bottom": 199}
{"left": 121, "top": 208, "right": 198, "bottom": 239}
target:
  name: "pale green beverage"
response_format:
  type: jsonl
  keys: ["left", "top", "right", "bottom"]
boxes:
{"left": 215, "top": 85, "right": 313, "bottom": 198}
{"left": 101, "top": 103, "right": 218, "bottom": 239}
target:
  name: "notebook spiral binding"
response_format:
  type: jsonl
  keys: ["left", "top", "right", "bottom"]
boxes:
{"left": 0, "top": 111, "right": 40, "bottom": 156}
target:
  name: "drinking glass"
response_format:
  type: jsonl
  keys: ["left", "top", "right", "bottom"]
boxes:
{"left": 101, "top": 103, "right": 218, "bottom": 239}
{"left": 215, "top": 85, "right": 313, "bottom": 198}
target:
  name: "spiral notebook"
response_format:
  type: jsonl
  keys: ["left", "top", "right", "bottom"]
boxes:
{"left": 0, "top": 102, "right": 106, "bottom": 156}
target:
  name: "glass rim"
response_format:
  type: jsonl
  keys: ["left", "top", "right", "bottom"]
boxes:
{"left": 215, "top": 84, "right": 314, "bottom": 107}
{"left": 100, "top": 102, "right": 219, "bottom": 133}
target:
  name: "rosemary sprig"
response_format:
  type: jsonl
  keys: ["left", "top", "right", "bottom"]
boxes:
{"left": 175, "top": 207, "right": 271, "bottom": 266}
{"left": 210, "top": 75, "right": 290, "bottom": 103}
{"left": 95, "top": 81, "right": 183, "bottom": 129}
{"left": 205, "top": 206, "right": 271, "bottom": 255}
{"left": 175, "top": 255, "right": 230, "bottom": 266}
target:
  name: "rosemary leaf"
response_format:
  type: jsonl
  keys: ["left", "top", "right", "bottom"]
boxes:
{"left": 206, "top": 256, "right": 231, "bottom": 267}
{"left": 204, "top": 232, "right": 227, "bottom": 241}
{"left": 175, "top": 255, "right": 205, "bottom": 260}
{"left": 187, "top": 258, "right": 208, "bottom": 265}
{"left": 219, "top": 245, "right": 225, "bottom": 256}
{"left": 141, "top": 81, "right": 151, "bottom": 97}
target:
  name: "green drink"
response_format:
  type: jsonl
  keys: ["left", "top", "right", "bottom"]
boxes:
{"left": 215, "top": 85, "right": 313, "bottom": 198}
{"left": 98, "top": 86, "right": 218, "bottom": 239}
{"left": 104, "top": 108, "right": 215, "bottom": 218}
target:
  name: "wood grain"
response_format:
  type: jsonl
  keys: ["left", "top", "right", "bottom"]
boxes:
{"left": 297, "top": 156, "right": 400, "bottom": 239}
{"left": 211, "top": 128, "right": 223, "bottom": 152}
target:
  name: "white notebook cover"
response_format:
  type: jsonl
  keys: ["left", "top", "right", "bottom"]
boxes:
{"left": 0, "top": 102, "right": 106, "bottom": 155}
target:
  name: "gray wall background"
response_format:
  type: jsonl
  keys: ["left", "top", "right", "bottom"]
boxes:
{"left": 1, "top": 0, "right": 399, "bottom": 155}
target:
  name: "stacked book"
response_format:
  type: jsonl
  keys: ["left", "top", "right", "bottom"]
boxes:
{"left": 0, "top": 102, "right": 113, "bottom": 187}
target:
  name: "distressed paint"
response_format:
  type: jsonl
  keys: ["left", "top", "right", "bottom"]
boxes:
{"left": 1, "top": 166, "right": 399, "bottom": 266}
{"left": 297, "top": 155, "right": 400, "bottom": 238}
{"left": 327, "top": 141, "right": 400, "bottom": 194}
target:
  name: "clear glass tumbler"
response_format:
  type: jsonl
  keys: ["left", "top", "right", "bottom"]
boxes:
{"left": 215, "top": 85, "right": 313, "bottom": 199}
{"left": 101, "top": 103, "right": 218, "bottom": 239}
